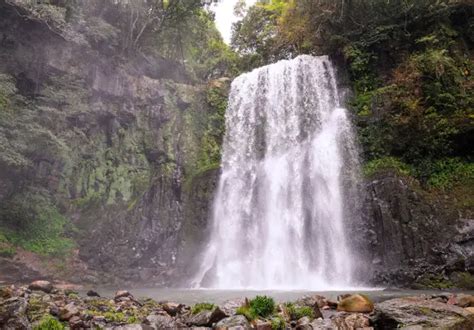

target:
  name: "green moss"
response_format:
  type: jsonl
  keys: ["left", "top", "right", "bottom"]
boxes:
{"left": 284, "top": 303, "right": 315, "bottom": 320}
{"left": 363, "top": 157, "right": 414, "bottom": 178}
{"left": 415, "top": 274, "right": 454, "bottom": 289}
{"left": 191, "top": 302, "right": 215, "bottom": 314}
{"left": 452, "top": 272, "right": 474, "bottom": 290}
{"left": 33, "top": 315, "right": 65, "bottom": 330}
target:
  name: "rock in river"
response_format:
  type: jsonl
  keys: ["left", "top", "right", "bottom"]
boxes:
{"left": 374, "top": 296, "right": 474, "bottom": 329}
{"left": 337, "top": 294, "right": 374, "bottom": 313}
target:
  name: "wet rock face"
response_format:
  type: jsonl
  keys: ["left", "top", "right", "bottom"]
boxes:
{"left": 360, "top": 171, "right": 473, "bottom": 287}
{"left": 0, "top": 2, "right": 221, "bottom": 286}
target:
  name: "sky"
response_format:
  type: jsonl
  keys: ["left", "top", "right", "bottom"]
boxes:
{"left": 212, "top": 0, "right": 257, "bottom": 44}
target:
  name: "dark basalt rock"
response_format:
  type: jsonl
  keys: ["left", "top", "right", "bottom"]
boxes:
{"left": 359, "top": 171, "right": 474, "bottom": 288}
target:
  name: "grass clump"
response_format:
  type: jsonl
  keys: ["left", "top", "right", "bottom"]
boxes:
{"left": 236, "top": 305, "right": 257, "bottom": 321}
{"left": 191, "top": 302, "right": 215, "bottom": 314}
{"left": 33, "top": 315, "right": 65, "bottom": 330}
{"left": 271, "top": 315, "right": 286, "bottom": 329}
{"left": 284, "top": 303, "right": 315, "bottom": 320}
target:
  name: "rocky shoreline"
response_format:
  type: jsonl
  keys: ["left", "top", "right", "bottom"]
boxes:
{"left": 1, "top": 281, "right": 474, "bottom": 329}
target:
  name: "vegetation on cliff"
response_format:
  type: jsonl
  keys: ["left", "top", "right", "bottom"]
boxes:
{"left": 232, "top": 0, "right": 473, "bottom": 198}
{"left": 0, "top": 0, "right": 236, "bottom": 282}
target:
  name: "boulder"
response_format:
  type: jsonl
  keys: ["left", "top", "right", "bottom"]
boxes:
{"left": 221, "top": 298, "right": 246, "bottom": 316}
{"left": 374, "top": 296, "right": 474, "bottom": 329}
{"left": 86, "top": 290, "right": 100, "bottom": 297}
{"left": 145, "top": 313, "right": 177, "bottom": 329}
{"left": 115, "top": 290, "right": 132, "bottom": 300}
{"left": 296, "top": 295, "right": 329, "bottom": 309}
{"left": 0, "top": 296, "right": 29, "bottom": 328}
{"left": 331, "top": 312, "right": 371, "bottom": 329}
{"left": 337, "top": 294, "right": 374, "bottom": 313}
{"left": 254, "top": 319, "right": 272, "bottom": 330}
{"left": 187, "top": 307, "right": 226, "bottom": 327}
{"left": 59, "top": 302, "right": 80, "bottom": 321}
{"left": 28, "top": 280, "right": 53, "bottom": 293}
{"left": 295, "top": 316, "right": 312, "bottom": 329}
{"left": 457, "top": 294, "right": 474, "bottom": 308}
{"left": 162, "top": 302, "right": 184, "bottom": 316}
{"left": 215, "top": 315, "right": 251, "bottom": 330}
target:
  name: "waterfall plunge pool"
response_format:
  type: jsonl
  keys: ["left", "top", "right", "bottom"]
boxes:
{"left": 79, "top": 288, "right": 472, "bottom": 306}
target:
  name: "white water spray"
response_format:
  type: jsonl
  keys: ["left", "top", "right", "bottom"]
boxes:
{"left": 193, "top": 55, "right": 360, "bottom": 290}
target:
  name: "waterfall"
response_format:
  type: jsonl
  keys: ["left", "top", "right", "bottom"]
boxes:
{"left": 193, "top": 55, "right": 361, "bottom": 290}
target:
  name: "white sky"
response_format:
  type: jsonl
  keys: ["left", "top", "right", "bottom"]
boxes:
{"left": 212, "top": 0, "right": 257, "bottom": 44}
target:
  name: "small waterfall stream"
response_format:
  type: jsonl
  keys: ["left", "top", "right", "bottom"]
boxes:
{"left": 193, "top": 55, "right": 361, "bottom": 290}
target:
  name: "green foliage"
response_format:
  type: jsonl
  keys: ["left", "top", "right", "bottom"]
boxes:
{"left": 271, "top": 315, "right": 286, "bottom": 330}
{"left": 363, "top": 157, "right": 413, "bottom": 178}
{"left": 419, "top": 158, "right": 474, "bottom": 189}
{"left": 191, "top": 302, "right": 215, "bottom": 314}
{"left": 284, "top": 303, "right": 315, "bottom": 320}
{"left": 236, "top": 305, "right": 257, "bottom": 321}
{"left": 0, "top": 191, "right": 75, "bottom": 256}
{"left": 33, "top": 315, "right": 65, "bottom": 330}
{"left": 249, "top": 296, "right": 276, "bottom": 318}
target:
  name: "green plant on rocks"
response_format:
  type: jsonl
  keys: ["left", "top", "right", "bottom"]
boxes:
{"left": 237, "top": 296, "right": 277, "bottom": 320}
{"left": 271, "top": 315, "right": 286, "bottom": 329}
{"left": 33, "top": 315, "right": 65, "bottom": 330}
{"left": 191, "top": 302, "right": 215, "bottom": 314}
{"left": 284, "top": 302, "right": 315, "bottom": 320}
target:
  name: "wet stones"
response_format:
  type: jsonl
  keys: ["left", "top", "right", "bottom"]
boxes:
{"left": 28, "top": 280, "right": 53, "bottom": 293}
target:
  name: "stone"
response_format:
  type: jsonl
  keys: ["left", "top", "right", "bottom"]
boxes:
{"left": 69, "top": 315, "right": 85, "bottom": 329}
{"left": 59, "top": 302, "right": 80, "bottom": 321}
{"left": 221, "top": 298, "right": 246, "bottom": 316}
{"left": 254, "top": 319, "right": 272, "bottom": 330}
{"left": 115, "top": 290, "right": 133, "bottom": 300}
{"left": 215, "top": 315, "right": 251, "bottom": 330}
{"left": 187, "top": 307, "right": 227, "bottom": 327}
{"left": 0, "top": 297, "right": 28, "bottom": 328}
{"left": 28, "top": 280, "right": 53, "bottom": 293}
{"left": 465, "top": 307, "right": 474, "bottom": 314}
{"left": 457, "top": 294, "right": 474, "bottom": 308}
{"left": 337, "top": 294, "right": 374, "bottom": 313}
{"left": 374, "top": 296, "right": 474, "bottom": 329}
{"left": 111, "top": 325, "right": 154, "bottom": 330}
{"left": 162, "top": 301, "right": 184, "bottom": 316}
{"left": 332, "top": 312, "right": 371, "bottom": 329}
{"left": 296, "top": 295, "right": 329, "bottom": 308}
{"left": 145, "top": 313, "right": 178, "bottom": 329}
{"left": 295, "top": 316, "right": 312, "bottom": 330}
{"left": 87, "top": 290, "right": 100, "bottom": 297}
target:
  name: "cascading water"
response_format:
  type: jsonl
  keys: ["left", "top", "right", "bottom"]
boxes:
{"left": 193, "top": 55, "right": 361, "bottom": 290}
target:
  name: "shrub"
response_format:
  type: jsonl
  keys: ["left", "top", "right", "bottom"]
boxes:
{"left": 33, "top": 315, "right": 65, "bottom": 330}
{"left": 249, "top": 296, "right": 276, "bottom": 318}
{"left": 191, "top": 302, "right": 215, "bottom": 314}
{"left": 271, "top": 315, "right": 286, "bottom": 329}
{"left": 284, "top": 303, "right": 315, "bottom": 320}
{"left": 363, "top": 157, "right": 413, "bottom": 178}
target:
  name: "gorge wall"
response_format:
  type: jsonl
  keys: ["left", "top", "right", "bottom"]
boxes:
{"left": 0, "top": 0, "right": 225, "bottom": 286}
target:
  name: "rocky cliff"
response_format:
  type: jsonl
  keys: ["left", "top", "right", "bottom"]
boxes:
{"left": 0, "top": 0, "right": 227, "bottom": 286}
